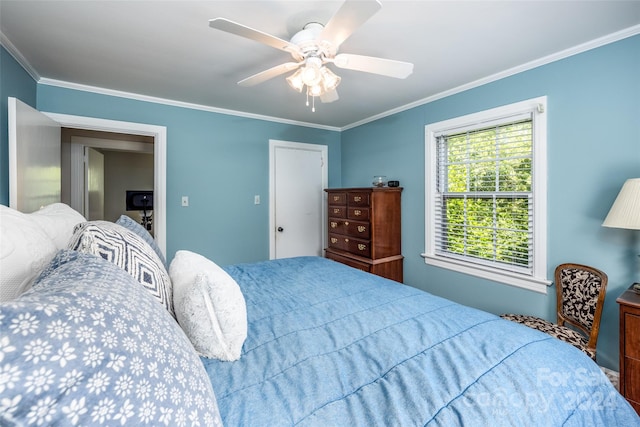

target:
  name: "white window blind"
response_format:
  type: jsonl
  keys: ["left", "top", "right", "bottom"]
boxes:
{"left": 434, "top": 115, "right": 533, "bottom": 275}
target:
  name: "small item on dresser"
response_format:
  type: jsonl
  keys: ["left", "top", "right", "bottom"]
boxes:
{"left": 633, "top": 282, "right": 640, "bottom": 294}
{"left": 372, "top": 176, "right": 387, "bottom": 187}
{"left": 388, "top": 180, "right": 400, "bottom": 187}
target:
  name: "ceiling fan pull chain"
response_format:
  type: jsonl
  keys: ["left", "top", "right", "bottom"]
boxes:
{"left": 312, "top": 96, "right": 316, "bottom": 113}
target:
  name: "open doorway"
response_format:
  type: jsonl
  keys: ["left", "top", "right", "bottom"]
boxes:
{"left": 45, "top": 110, "right": 166, "bottom": 256}
{"left": 61, "top": 128, "right": 155, "bottom": 234}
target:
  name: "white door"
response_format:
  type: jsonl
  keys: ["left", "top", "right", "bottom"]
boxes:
{"left": 270, "top": 140, "right": 328, "bottom": 259}
{"left": 8, "top": 97, "right": 61, "bottom": 212}
{"left": 85, "top": 147, "right": 105, "bottom": 220}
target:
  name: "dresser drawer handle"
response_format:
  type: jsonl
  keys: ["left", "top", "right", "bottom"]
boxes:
{"left": 345, "top": 238, "right": 349, "bottom": 243}
{"left": 330, "top": 221, "right": 337, "bottom": 228}
{"left": 333, "top": 195, "right": 340, "bottom": 202}
{"left": 344, "top": 221, "right": 349, "bottom": 226}
{"left": 331, "top": 238, "right": 338, "bottom": 244}
{"left": 353, "top": 196, "right": 362, "bottom": 202}
{"left": 357, "top": 226, "right": 366, "bottom": 233}
{"left": 358, "top": 244, "right": 366, "bottom": 251}
{"left": 333, "top": 208, "right": 340, "bottom": 214}
{"left": 353, "top": 209, "right": 361, "bottom": 216}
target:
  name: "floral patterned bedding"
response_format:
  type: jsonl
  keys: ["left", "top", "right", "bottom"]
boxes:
{"left": 0, "top": 250, "right": 222, "bottom": 427}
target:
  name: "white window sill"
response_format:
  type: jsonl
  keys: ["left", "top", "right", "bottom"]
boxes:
{"left": 421, "top": 253, "right": 551, "bottom": 294}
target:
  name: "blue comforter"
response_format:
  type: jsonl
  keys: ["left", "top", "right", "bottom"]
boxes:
{"left": 201, "top": 256, "right": 638, "bottom": 426}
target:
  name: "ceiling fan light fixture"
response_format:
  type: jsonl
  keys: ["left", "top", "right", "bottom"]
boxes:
{"left": 300, "top": 56, "right": 323, "bottom": 86}
{"left": 301, "top": 66, "right": 321, "bottom": 86}
{"left": 290, "top": 64, "right": 341, "bottom": 112}
{"left": 320, "top": 67, "right": 341, "bottom": 92}
{"left": 286, "top": 69, "right": 304, "bottom": 93}
{"left": 308, "top": 83, "right": 325, "bottom": 97}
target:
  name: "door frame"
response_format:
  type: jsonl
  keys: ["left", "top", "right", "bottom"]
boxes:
{"left": 45, "top": 112, "right": 167, "bottom": 257}
{"left": 268, "top": 140, "right": 328, "bottom": 260}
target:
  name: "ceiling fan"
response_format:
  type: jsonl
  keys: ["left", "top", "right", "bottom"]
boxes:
{"left": 209, "top": 0, "right": 414, "bottom": 111}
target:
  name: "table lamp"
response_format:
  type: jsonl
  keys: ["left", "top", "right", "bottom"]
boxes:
{"left": 603, "top": 178, "right": 640, "bottom": 230}
{"left": 603, "top": 178, "right": 640, "bottom": 290}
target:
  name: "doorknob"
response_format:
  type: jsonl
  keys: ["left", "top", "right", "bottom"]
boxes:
{"left": 277, "top": 227, "right": 284, "bottom": 232}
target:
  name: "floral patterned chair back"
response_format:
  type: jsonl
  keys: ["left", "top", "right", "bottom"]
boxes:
{"left": 556, "top": 263, "right": 608, "bottom": 355}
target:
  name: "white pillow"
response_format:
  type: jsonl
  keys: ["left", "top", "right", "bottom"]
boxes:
{"left": 30, "top": 203, "right": 86, "bottom": 249}
{"left": 0, "top": 205, "right": 58, "bottom": 301}
{"left": 170, "top": 250, "right": 247, "bottom": 361}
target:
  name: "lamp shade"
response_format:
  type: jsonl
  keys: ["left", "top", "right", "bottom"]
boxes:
{"left": 286, "top": 69, "right": 304, "bottom": 93}
{"left": 603, "top": 178, "right": 640, "bottom": 230}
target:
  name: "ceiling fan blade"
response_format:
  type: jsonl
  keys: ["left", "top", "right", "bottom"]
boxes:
{"left": 209, "top": 18, "right": 302, "bottom": 58}
{"left": 333, "top": 53, "right": 414, "bottom": 79}
{"left": 238, "top": 62, "right": 301, "bottom": 87}
{"left": 321, "top": 89, "right": 339, "bottom": 103}
{"left": 319, "top": 0, "right": 382, "bottom": 48}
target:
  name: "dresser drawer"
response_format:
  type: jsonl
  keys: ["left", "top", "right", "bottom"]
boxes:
{"left": 348, "top": 192, "right": 370, "bottom": 206}
{"left": 344, "top": 220, "right": 370, "bottom": 239}
{"left": 328, "top": 234, "right": 371, "bottom": 257}
{"left": 328, "top": 219, "right": 371, "bottom": 239}
{"left": 328, "top": 233, "right": 348, "bottom": 251}
{"left": 347, "top": 238, "right": 371, "bottom": 257}
{"left": 625, "top": 312, "right": 640, "bottom": 359}
{"left": 329, "top": 206, "right": 347, "bottom": 218}
{"left": 328, "top": 192, "right": 346, "bottom": 206}
{"left": 625, "top": 356, "right": 640, "bottom": 403}
{"left": 325, "top": 251, "right": 370, "bottom": 273}
{"left": 348, "top": 207, "right": 370, "bottom": 221}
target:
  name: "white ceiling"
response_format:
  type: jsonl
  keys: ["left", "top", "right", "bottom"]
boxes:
{"left": 1, "top": 1, "right": 639, "bottom": 130}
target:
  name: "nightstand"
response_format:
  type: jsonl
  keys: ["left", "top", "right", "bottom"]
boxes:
{"left": 617, "top": 284, "right": 640, "bottom": 414}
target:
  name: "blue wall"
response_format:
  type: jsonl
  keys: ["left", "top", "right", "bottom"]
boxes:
{"left": 0, "top": 47, "right": 37, "bottom": 205}
{"left": 1, "top": 35, "right": 638, "bottom": 369}
{"left": 341, "top": 35, "right": 640, "bottom": 369}
{"left": 34, "top": 86, "right": 341, "bottom": 266}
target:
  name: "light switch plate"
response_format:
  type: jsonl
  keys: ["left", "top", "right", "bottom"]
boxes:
{"left": 181, "top": 196, "right": 189, "bottom": 207}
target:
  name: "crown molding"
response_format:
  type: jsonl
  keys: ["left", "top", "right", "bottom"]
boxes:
{"left": 37, "top": 78, "right": 341, "bottom": 132}
{"left": 0, "top": 30, "right": 40, "bottom": 81}
{"left": 342, "top": 23, "right": 640, "bottom": 131}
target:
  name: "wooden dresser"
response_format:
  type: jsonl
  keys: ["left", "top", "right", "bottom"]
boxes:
{"left": 617, "top": 284, "right": 640, "bottom": 414}
{"left": 324, "top": 187, "right": 403, "bottom": 282}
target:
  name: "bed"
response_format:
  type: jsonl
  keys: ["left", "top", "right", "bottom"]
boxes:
{"left": 1, "top": 204, "right": 637, "bottom": 426}
{"left": 203, "top": 256, "right": 638, "bottom": 426}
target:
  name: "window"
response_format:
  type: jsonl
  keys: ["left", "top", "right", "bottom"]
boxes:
{"left": 424, "top": 97, "right": 549, "bottom": 293}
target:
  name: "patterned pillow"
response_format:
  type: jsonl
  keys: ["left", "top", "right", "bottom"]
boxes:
{"left": 68, "top": 221, "right": 173, "bottom": 317}
{"left": 0, "top": 250, "right": 223, "bottom": 427}
{"left": 115, "top": 214, "right": 166, "bottom": 268}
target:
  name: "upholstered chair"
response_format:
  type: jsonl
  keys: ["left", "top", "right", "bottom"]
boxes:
{"left": 501, "top": 263, "right": 608, "bottom": 361}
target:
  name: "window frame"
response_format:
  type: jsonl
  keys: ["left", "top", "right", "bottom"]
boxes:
{"left": 423, "top": 97, "right": 550, "bottom": 293}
